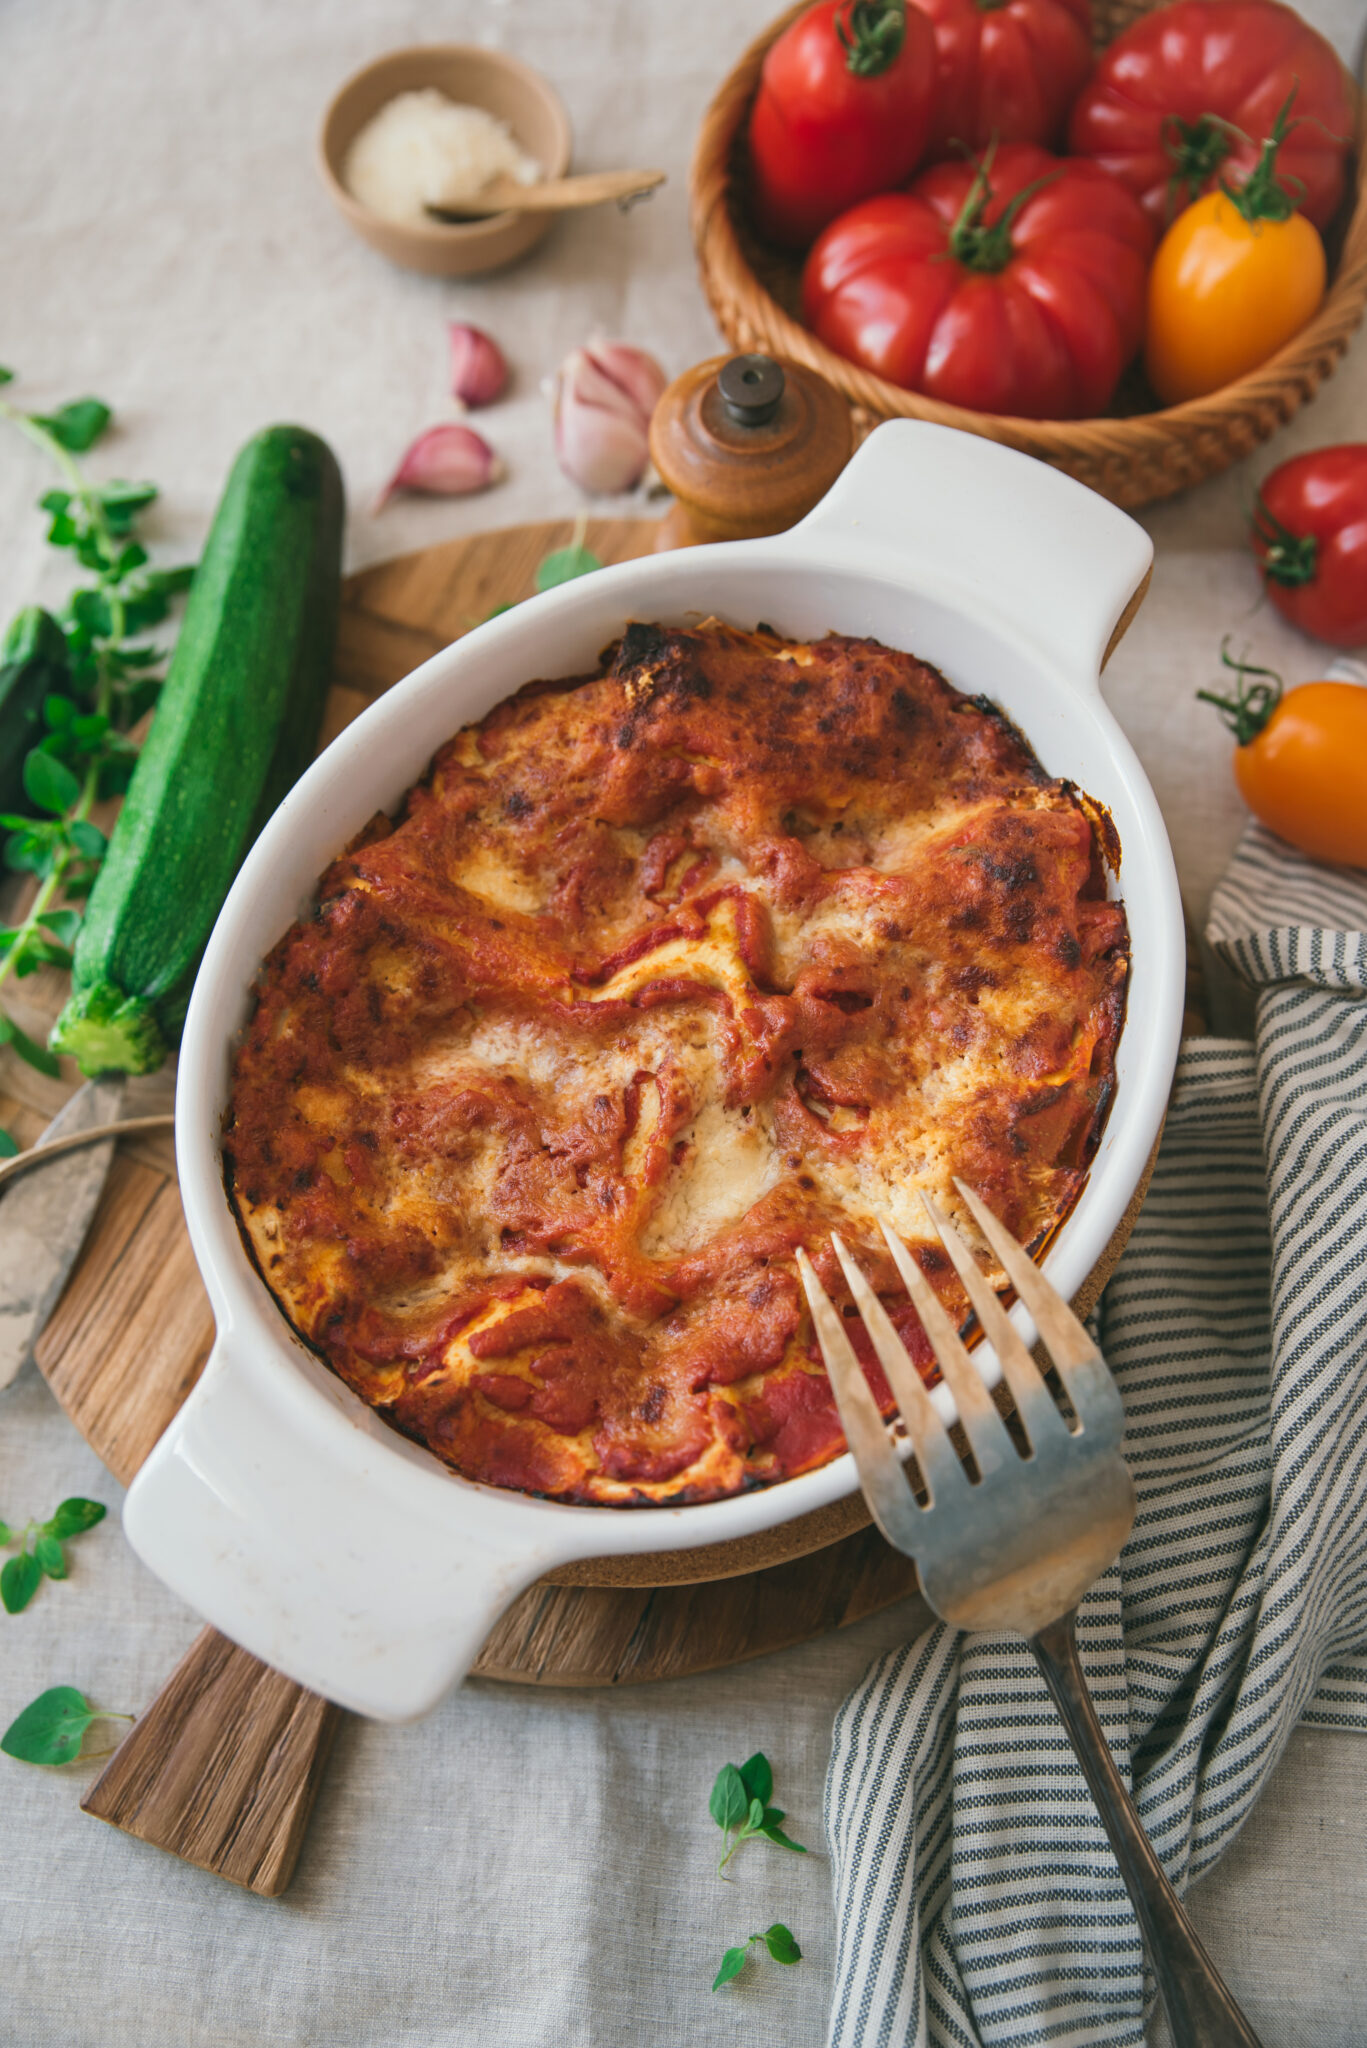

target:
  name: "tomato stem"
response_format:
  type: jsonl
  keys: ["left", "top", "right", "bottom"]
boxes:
{"left": 945, "top": 142, "right": 1060, "bottom": 273}
{"left": 1162, "top": 114, "right": 1235, "bottom": 219}
{"left": 835, "top": 0, "right": 906, "bottom": 77}
{"left": 1223, "top": 85, "right": 1305, "bottom": 224}
{"left": 1196, "top": 640, "right": 1283, "bottom": 746}
{"left": 1251, "top": 491, "right": 1319, "bottom": 588}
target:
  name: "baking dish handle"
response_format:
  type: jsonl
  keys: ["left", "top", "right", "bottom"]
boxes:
{"left": 786, "top": 420, "right": 1154, "bottom": 684}
{"left": 122, "top": 1329, "right": 575, "bottom": 1721}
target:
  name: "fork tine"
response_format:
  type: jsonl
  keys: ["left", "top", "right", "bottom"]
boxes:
{"left": 951, "top": 1179, "right": 1099, "bottom": 1374}
{"left": 795, "top": 1250, "right": 923, "bottom": 1553}
{"left": 876, "top": 1218, "right": 1016, "bottom": 1478}
{"left": 828, "top": 1233, "right": 966, "bottom": 1506}
{"left": 918, "top": 1193, "right": 1072, "bottom": 1452}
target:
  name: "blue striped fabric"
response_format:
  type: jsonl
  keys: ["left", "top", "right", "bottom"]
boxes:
{"left": 825, "top": 825, "right": 1367, "bottom": 2047}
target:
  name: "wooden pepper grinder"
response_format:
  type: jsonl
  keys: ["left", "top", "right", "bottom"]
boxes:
{"left": 649, "top": 352, "right": 853, "bottom": 551}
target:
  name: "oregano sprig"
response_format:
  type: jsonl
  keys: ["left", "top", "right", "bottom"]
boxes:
{"left": 1, "top": 1685, "right": 132, "bottom": 1766}
{"left": 0, "top": 369, "right": 194, "bottom": 1120}
{"left": 712, "top": 1922, "right": 802, "bottom": 1990}
{"left": 709, "top": 1750, "right": 808, "bottom": 1872}
{"left": 0, "top": 1496, "right": 106, "bottom": 1614}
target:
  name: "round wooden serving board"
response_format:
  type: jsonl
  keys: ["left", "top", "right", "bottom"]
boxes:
{"left": 27, "top": 515, "right": 1154, "bottom": 1685}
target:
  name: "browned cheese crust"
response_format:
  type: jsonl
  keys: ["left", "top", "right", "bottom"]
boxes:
{"left": 225, "top": 624, "right": 1128, "bottom": 1504}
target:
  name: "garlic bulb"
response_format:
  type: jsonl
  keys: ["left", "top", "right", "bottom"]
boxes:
{"left": 551, "top": 342, "right": 667, "bottom": 495}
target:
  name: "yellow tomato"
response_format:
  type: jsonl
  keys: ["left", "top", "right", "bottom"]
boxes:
{"left": 1233, "top": 681, "right": 1367, "bottom": 869}
{"left": 1145, "top": 191, "right": 1325, "bottom": 406}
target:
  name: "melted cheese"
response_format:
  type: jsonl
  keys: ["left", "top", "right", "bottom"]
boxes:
{"left": 227, "top": 622, "right": 1127, "bottom": 1508}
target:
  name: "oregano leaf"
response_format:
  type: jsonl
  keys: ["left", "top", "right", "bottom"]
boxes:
{"left": 759, "top": 1809, "right": 808, "bottom": 1853}
{"left": 711, "top": 1944, "right": 750, "bottom": 1991}
{"left": 97, "top": 480, "right": 157, "bottom": 515}
{"left": 739, "top": 1751, "right": 773, "bottom": 1807}
{"left": 5, "top": 1019, "right": 61, "bottom": 1079}
{"left": 746, "top": 1796, "right": 765, "bottom": 1833}
{"left": 535, "top": 544, "right": 602, "bottom": 593}
{"left": 47, "top": 1498, "right": 106, "bottom": 1538}
{"left": 31, "top": 399, "right": 111, "bottom": 453}
{"left": 22, "top": 748, "right": 81, "bottom": 817}
{"left": 1, "top": 1551, "right": 42, "bottom": 1614}
{"left": 709, "top": 1762, "right": 749, "bottom": 1833}
{"left": 0, "top": 1517, "right": 12, "bottom": 1543}
{"left": 37, "top": 909, "right": 80, "bottom": 946}
{"left": 764, "top": 1923, "right": 802, "bottom": 1965}
{"left": 68, "top": 819, "right": 106, "bottom": 859}
{"left": 1, "top": 1686, "right": 99, "bottom": 1765}
{"left": 34, "top": 1534, "right": 66, "bottom": 1579}
{"left": 0, "top": 1130, "right": 16, "bottom": 1161}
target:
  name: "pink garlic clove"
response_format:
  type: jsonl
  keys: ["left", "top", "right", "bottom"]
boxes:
{"left": 584, "top": 341, "right": 667, "bottom": 422}
{"left": 551, "top": 341, "right": 668, "bottom": 496}
{"left": 448, "top": 323, "right": 507, "bottom": 408}
{"left": 375, "top": 423, "right": 502, "bottom": 510}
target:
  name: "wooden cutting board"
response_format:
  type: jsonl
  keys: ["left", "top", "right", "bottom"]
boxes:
{"left": 10, "top": 514, "right": 1172, "bottom": 1894}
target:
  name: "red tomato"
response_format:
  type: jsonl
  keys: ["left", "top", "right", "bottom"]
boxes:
{"left": 912, "top": 0, "right": 1093, "bottom": 153}
{"left": 747, "top": 0, "right": 937, "bottom": 249}
{"left": 1068, "top": 0, "right": 1356, "bottom": 232}
{"left": 802, "top": 144, "right": 1154, "bottom": 418}
{"left": 1252, "top": 446, "right": 1367, "bottom": 649}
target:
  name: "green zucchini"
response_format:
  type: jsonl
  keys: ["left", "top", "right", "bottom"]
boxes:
{"left": 50, "top": 424, "right": 344, "bottom": 1077}
{"left": 0, "top": 608, "right": 69, "bottom": 818}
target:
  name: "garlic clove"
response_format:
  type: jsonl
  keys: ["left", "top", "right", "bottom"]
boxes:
{"left": 448, "top": 323, "right": 507, "bottom": 409}
{"left": 585, "top": 341, "right": 667, "bottom": 421}
{"left": 376, "top": 424, "right": 502, "bottom": 510}
{"left": 551, "top": 342, "right": 667, "bottom": 496}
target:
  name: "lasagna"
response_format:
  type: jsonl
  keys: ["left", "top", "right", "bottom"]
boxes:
{"left": 225, "top": 623, "right": 1127, "bottom": 1505}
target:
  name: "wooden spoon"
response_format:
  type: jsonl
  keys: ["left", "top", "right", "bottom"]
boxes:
{"left": 425, "top": 166, "right": 664, "bottom": 220}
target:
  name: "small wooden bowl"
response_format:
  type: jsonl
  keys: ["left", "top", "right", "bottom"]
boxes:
{"left": 691, "top": 0, "right": 1367, "bottom": 508}
{"left": 318, "top": 45, "right": 572, "bottom": 278}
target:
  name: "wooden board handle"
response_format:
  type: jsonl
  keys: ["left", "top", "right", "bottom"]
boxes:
{"left": 81, "top": 1627, "right": 341, "bottom": 1896}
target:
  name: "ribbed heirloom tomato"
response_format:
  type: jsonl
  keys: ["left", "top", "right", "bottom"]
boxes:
{"left": 913, "top": 0, "right": 1093, "bottom": 153}
{"left": 802, "top": 144, "right": 1154, "bottom": 417}
{"left": 1068, "top": 0, "right": 1356, "bottom": 231}
{"left": 1252, "top": 446, "right": 1367, "bottom": 649}
{"left": 1199, "top": 649, "right": 1367, "bottom": 868}
{"left": 747, "top": 0, "right": 937, "bottom": 249}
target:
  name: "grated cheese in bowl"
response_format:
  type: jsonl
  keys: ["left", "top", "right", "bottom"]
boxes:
{"left": 343, "top": 88, "right": 543, "bottom": 227}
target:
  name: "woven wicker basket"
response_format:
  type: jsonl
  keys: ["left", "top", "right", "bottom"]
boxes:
{"left": 691, "top": 0, "right": 1367, "bottom": 507}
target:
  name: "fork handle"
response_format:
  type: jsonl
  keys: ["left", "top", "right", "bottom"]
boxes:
{"left": 1031, "top": 1613, "right": 1263, "bottom": 2048}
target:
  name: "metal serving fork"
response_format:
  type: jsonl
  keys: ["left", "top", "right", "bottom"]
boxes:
{"left": 797, "top": 1182, "right": 1262, "bottom": 2048}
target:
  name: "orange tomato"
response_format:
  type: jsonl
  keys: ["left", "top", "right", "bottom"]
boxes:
{"left": 1145, "top": 190, "right": 1325, "bottom": 404}
{"left": 1230, "top": 682, "right": 1367, "bottom": 868}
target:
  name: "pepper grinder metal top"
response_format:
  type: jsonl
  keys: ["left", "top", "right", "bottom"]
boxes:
{"left": 649, "top": 351, "right": 853, "bottom": 550}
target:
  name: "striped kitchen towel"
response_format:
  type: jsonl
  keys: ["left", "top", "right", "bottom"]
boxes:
{"left": 825, "top": 822, "right": 1367, "bottom": 2048}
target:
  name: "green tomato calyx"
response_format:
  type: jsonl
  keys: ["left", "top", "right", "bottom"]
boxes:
{"left": 1196, "top": 640, "right": 1284, "bottom": 747}
{"left": 946, "top": 143, "right": 1060, "bottom": 274}
{"left": 1252, "top": 492, "right": 1319, "bottom": 589}
{"left": 836, "top": 0, "right": 906, "bottom": 78}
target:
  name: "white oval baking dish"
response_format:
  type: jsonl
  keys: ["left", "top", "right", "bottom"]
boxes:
{"left": 123, "top": 421, "right": 1183, "bottom": 1721}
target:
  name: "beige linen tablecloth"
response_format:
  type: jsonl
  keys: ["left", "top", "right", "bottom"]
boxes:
{"left": 1, "top": 3, "right": 1364, "bottom": 2042}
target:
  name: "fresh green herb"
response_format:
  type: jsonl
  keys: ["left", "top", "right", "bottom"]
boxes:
{"left": 535, "top": 507, "right": 603, "bottom": 594}
{"left": 710, "top": 1750, "right": 808, "bottom": 1871}
{"left": 1, "top": 1685, "right": 132, "bottom": 1766}
{"left": 1, "top": 1552, "right": 41, "bottom": 1615}
{"left": 0, "top": 1127, "right": 19, "bottom": 1159}
{"left": 0, "top": 1497, "right": 106, "bottom": 1612}
{"left": 712, "top": 1923, "right": 803, "bottom": 1990}
{"left": 535, "top": 542, "right": 603, "bottom": 592}
{"left": 0, "top": 373, "right": 194, "bottom": 1076}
